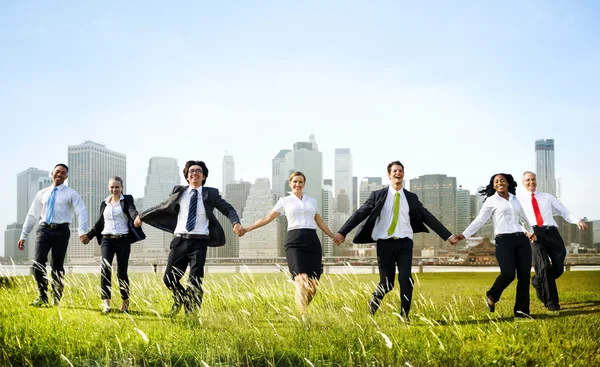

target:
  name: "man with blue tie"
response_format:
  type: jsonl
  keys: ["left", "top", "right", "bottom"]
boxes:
{"left": 518, "top": 171, "right": 588, "bottom": 314}
{"left": 333, "top": 161, "right": 458, "bottom": 320}
{"left": 134, "top": 160, "right": 243, "bottom": 317}
{"left": 17, "top": 163, "right": 88, "bottom": 307}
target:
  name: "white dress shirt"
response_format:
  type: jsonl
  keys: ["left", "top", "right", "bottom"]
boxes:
{"left": 272, "top": 194, "right": 318, "bottom": 231}
{"left": 463, "top": 192, "right": 533, "bottom": 239}
{"left": 371, "top": 186, "right": 413, "bottom": 240}
{"left": 174, "top": 186, "right": 209, "bottom": 235}
{"left": 101, "top": 195, "right": 129, "bottom": 235}
{"left": 20, "top": 184, "right": 88, "bottom": 240}
{"left": 517, "top": 190, "right": 581, "bottom": 227}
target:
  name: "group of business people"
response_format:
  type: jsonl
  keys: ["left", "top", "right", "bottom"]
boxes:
{"left": 18, "top": 160, "right": 587, "bottom": 321}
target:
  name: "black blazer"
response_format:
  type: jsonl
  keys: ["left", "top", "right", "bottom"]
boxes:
{"left": 87, "top": 194, "right": 146, "bottom": 245}
{"left": 139, "top": 185, "right": 240, "bottom": 247}
{"left": 338, "top": 187, "right": 452, "bottom": 244}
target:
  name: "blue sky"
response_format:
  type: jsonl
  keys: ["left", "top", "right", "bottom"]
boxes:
{"left": 1, "top": 1, "right": 599, "bottom": 255}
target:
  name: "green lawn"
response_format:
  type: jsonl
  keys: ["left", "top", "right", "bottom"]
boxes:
{"left": 1, "top": 270, "right": 599, "bottom": 366}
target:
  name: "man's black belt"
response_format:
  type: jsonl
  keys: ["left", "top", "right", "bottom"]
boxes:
{"left": 496, "top": 232, "right": 526, "bottom": 238}
{"left": 176, "top": 233, "right": 210, "bottom": 240}
{"left": 40, "top": 222, "right": 69, "bottom": 229}
{"left": 104, "top": 234, "right": 128, "bottom": 239}
{"left": 533, "top": 225, "right": 555, "bottom": 230}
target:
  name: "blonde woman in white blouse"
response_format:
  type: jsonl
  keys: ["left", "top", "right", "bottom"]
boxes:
{"left": 242, "top": 171, "right": 336, "bottom": 313}
{"left": 456, "top": 173, "right": 536, "bottom": 321}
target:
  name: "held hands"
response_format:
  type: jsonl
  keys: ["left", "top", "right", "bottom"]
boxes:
{"left": 17, "top": 240, "right": 25, "bottom": 251}
{"left": 578, "top": 220, "right": 589, "bottom": 231}
{"left": 80, "top": 234, "right": 90, "bottom": 245}
{"left": 233, "top": 223, "right": 246, "bottom": 237}
{"left": 526, "top": 233, "right": 537, "bottom": 242}
{"left": 332, "top": 233, "right": 345, "bottom": 246}
{"left": 447, "top": 234, "right": 459, "bottom": 246}
{"left": 134, "top": 216, "right": 143, "bottom": 228}
{"left": 456, "top": 234, "right": 465, "bottom": 241}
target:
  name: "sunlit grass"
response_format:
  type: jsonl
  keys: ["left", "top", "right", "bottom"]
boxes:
{"left": 1, "top": 270, "right": 599, "bottom": 366}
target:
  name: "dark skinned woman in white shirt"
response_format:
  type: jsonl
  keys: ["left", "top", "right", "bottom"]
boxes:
{"left": 457, "top": 173, "right": 536, "bottom": 321}
{"left": 242, "top": 171, "right": 336, "bottom": 313}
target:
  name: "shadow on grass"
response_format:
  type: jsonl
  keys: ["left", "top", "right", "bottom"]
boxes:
{"left": 0, "top": 276, "right": 17, "bottom": 289}
{"left": 561, "top": 300, "right": 600, "bottom": 309}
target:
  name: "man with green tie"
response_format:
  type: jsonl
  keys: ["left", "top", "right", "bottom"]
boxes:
{"left": 333, "top": 161, "right": 458, "bottom": 319}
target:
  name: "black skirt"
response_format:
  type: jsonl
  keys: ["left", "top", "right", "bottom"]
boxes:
{"left": 285, "top": 229, "right": 322, "bottom": 280}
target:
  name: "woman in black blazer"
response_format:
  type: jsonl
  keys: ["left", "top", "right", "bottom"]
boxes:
{"left": 85, "top": 176, "right": 145, "bottom": 313}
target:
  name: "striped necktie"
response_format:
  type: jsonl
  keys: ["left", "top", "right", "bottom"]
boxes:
{"left": 186, "top": 189, "right": 198, "bottom": 232}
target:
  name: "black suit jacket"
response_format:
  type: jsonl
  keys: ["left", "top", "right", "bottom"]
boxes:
{"left": 338, "top": 187, "right": 452, "bottom": 244}
{"left": 86, "top": 194, "right": 146, "bottom": 245}
{"left": 139, "top": 185, "right": 240, "bottom": 247}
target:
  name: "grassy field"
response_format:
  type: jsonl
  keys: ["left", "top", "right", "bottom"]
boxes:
{"left": 1, "top": 269, "right": 599, "bottom": 366}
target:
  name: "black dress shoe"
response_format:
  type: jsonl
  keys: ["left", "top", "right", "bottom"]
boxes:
{"left": 368, "top": 299, "right": 379, "bottom": 315}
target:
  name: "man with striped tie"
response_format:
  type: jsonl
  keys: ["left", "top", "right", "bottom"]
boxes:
{"left": 17, "top": 163, "right": 88, "bottom": 307}
{"left": 135, "top": 160, "right": 242, "bottom": 317}
{"left": 333, "top": 161, "right": 458, "bottom": 320}
{"left": 518, "top": 171, "right": 588, "bottom": 314}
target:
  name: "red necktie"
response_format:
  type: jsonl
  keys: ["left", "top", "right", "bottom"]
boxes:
{"left": 531, "top": 193, "right": 544, "bottom": 226}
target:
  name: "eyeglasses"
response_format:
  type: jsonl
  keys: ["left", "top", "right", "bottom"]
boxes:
{"left": 189, "top": 169, "right": 203, "bottom": 174}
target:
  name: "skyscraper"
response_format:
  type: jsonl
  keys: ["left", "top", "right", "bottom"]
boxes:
{"left": 67, "top": 141, "right": 126, "bottom": 263}
{"left": 409, "top": 174, "right": 456, "bottom": 251}
{"left": 140, "top": 157, "right": 180, "bottom": 261}
{"left": 222, "top": 154, "right": 235, "bottom": 197}
{"left": 210, "top": 180, "right": 251, "bottom": 258}
{"left": 238, "top": 178, "right": 278, "bottom": 258}
{"left": 535, "top": 139, "right": 556, "bottom": 196}
{"left": 272, "top": 149, "right": 291, "bottom": 196}
{"left": 359, "top": 178, "right": 384, "bottom": 206}
{"left": 8, "top": 167, "right": 51, "bottom": 260}
{"left": 322, "top": 184, "right": 334, "bottom": 257}
{"left": 456, "top": 185, "right": 471, "bottom": 234}
{"left": 334, "top": 148, "right": 353, "bottom": 214}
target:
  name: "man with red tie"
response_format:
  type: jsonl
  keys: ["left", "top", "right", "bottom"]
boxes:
{"left": 518, "top": 171, "right": 588, "bottom": 314}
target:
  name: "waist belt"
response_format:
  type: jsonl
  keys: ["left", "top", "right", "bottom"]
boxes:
{"left": 533, "top": 225, "right": 555, "bottom": 230}
{"left": 496, "top": 232, "right": 526, "bottom": 238}
{"left": 40, "top": 222, "right": 69, "bottom": 229}
{"left": 175, "top": 233, "right": 210, "bottom": 240}
{"left": 104, "top": 234, "right": 128, "bottom": 239}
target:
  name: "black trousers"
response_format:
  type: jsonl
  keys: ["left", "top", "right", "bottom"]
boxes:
{"left": 33, "top": 226, "right": 70, "bottom": 301}
{"left": 163, "top": 237, "right": 208, "bottom": 309}
{"left": 531, "top": 226, "right": 566, "bottom": 308}
{"left": 100, "top": 237, "right": 131, "bottom": 300}
{"left": 371, "top": 237, "right": 414, "bottom": 316}
{"left": 488, "top": 233, "right": 532, "bottom": 316}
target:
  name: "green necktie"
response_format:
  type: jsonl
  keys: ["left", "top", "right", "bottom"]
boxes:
{"left": 387, "top": 192, "right": 400, "bottom": 236}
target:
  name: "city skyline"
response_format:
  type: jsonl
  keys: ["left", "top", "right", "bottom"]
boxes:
{"left": 2, "top": 2, "right": 599, "bottom": 254}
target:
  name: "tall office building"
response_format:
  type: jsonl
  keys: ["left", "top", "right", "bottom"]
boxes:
{"left": 456, "top": 186, "right": 471, "bottom": 234}
{"left": 222, "top": 154, "right": 235, "bottom": 197}
{"left": 535, "top": 139, "right": 556, "bottom": 196}
{"left": 322, "top": 185, "right": 334, "bottom": 257}
{"left": 238, "top": 178, "right": 279, "bottom": 258}
{"left": 409, "top": 174, "right": 457, "bottom": 251}
{"left": 359, "top": 178, "right": 384, "bottom": 206}
{"left": 334, "top": 148, "right": 353, "bottom": 214}
{"left": 8, "top": 168, "right": 51, "bottom": 260}
{"left": 352, "top": 176, "right": 358, "bottom": 212}
{"left": 209, "top": 180, "right": 251, "bottom": 258}
{"left": 4, "top": 223, "right": 24, "bottom": 260}
{"left": 272, "top": 149, "right": 291, "bottom": 196}
{"left": 285, "top": 135, "right": 324, "bottom": 245}
{"left": 67, "top": 141, "right": 126, "bottom": 263}
{"left": 469, "top": 187, "right": 494, "bottom": 238}
{"left": 323, "top": 179, "right": 333, "bottom": 186}
{"left": 140, "top": 157, "right": 180, "bottom": 261}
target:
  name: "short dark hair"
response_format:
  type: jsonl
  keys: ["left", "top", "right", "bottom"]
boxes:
{"left": 183, "top": 160, "right": 209, "bottom": 185}
{"left": 387, "top": 161, "right": 404, "bottom": 174}
{"left": 54, "top": 163, "right": 69, "bottom": 173}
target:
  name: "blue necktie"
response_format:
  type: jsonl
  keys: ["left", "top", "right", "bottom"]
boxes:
{"left": 46, "top": 187, "right": 58, "bottom": 224}
{"left": 186, "top": 189, "right": 198, "bottom": 232}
